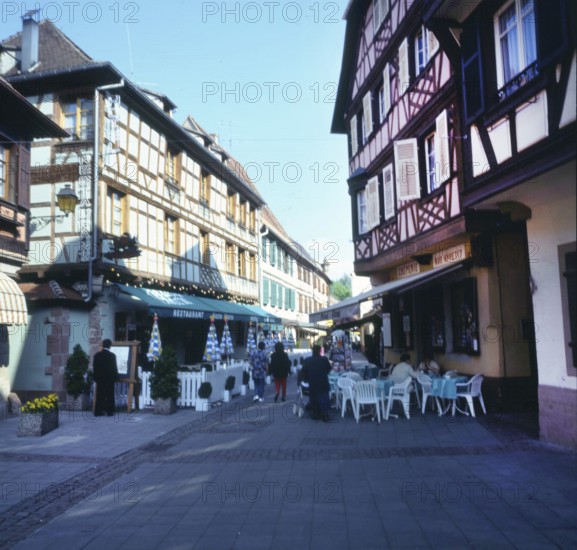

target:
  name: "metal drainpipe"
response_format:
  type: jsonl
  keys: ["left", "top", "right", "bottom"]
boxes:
{"left": 258, "top": 218, "right": 269, "bottom": 307}
{"left": 84, "top": 80, "right": 125, "bottom": 302}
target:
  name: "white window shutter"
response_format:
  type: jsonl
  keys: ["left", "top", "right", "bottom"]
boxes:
{"left": 381, "top": 0, "right": 389, "bottom": 19}
{"left": 363, "top": 92, "right": 373, "bottom": 138}
{"left": 350, "top": 114, "right": 358, "bottom": 156}
{"left": 383, "top": 63, "right": 391, "bottom": 115}
{"left": 357, "top": 189, "right": 367, "bottom": 233}
{"left": 435, "top": 109, "right": 450, "bottom": 184}
{"left": 394, "top": 138, "right": 421, "bottom": 200}
{"left": 382, "top": 164, "right": 395, "bottom": 219}
{"left": 366, "top": 176, "right": 380, "bottom": 230}
{"left": 399, "top": 38, "right": 410, "bottom": 95}
{"left": 373, "top": 0, "right": 381, "bottom": 34}
{"left": 427, "top": 28, "right": 439, "bottom": 57}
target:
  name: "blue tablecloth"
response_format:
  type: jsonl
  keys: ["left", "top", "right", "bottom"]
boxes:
{"left": 375, "top": 379, "right": 395, "bottom": 398}
{"left": 430, "top": 376, "right": 468, "bottom": 399}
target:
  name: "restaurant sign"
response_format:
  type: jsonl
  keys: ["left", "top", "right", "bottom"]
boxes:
{"left": 433, "top": 243, "right": 467, "bottom": 268}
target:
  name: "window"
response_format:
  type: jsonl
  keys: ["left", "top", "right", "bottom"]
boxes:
{"left": 200, "top": 169, "right": 211, "bottom": 205}
{"left": 494, "top": 0, "right": 537, "bottom": 90}
{"left": 227, "top": 192, "right": 236, "bottom": 220}
{"left": 107, "top": 187, "right": 125, "bottom": 236}
{"left": 225, "top": 242, "right": 236, "bottom": 273}
{"left": 425, "top": 132, "right": 436, "bottom": 193}
{"left": 373, "top": 0, "right": 389, "bottom": 34}
{"left": 238, "top": 200, "right": 247, "bottom": 227}
{"left": 249, "top": 253, "right": 257, "bottom": 281}
{"left": 366, "top": 176, "right": 380, "bottom": 230}
{"left": 238, "top": 248, "right": 247, "bottom": 278}
{"left": 165, "top": 149, "right": 179, "bottom": 186}
{"left": 248, "top": 207, "right": 256, "bottom": 232}
{"left": 451, "top": 278, "right": 480, "bottom": 355}
{"left": 378, "top": 64, "right": 391, "bottom": 123}
{"left": 0, "top": 145, "right": 7, "bottom": 199}
{"left": 62, "top": 97, "right": 93, "bottom": 140}
{"left": 415, "top": 27, "right": 429, "bottom": 75}
{"left": 357, "top": 188, "right": 368, "bottom": 234}
{"left": 165, "top": 215, "right": 178, "bottom": 255}
{"left": 200, "top": 231, "right": 210, "bottom": 264}
{"left": 560, "top": 244, "right": 576, "bottom": 371}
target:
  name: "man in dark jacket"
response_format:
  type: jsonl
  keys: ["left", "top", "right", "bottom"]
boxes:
{"left": 301, "top": 345, "right": 332, "bottom": 421}
{"left": 93, "top": 339, "right": 119, "bottom": 416}
{"left": 269, "top": 341, "right": 291, "bottom": 402}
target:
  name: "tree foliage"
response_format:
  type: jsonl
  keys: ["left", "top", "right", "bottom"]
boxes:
{"left": 331, "top": 274, "right": 352, "bottom": 301}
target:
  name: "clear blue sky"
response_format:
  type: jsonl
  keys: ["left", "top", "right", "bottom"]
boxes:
{"left": 1, "top": 0, "right": 353, "bottom": 281}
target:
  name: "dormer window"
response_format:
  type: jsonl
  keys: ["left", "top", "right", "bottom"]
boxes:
{"left": 62, "top": 97, "right": 93, "bottom": 140}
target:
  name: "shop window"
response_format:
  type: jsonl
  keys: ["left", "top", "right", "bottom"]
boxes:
{"left": 419, "top": 286, "right": 445, "bottom": 352}
{"left": 451, "top": 278, "right": 480, "bottom": 355}
{"left": 560, "top": 244, "right": 576, "bottom": 371}
{"left": 393, "top": 293, "right": 413, "bottom": 349}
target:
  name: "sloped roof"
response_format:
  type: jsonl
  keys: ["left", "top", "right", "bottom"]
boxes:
{"left": 1, "top": 19, "right": 96, "bottom": 75}
{"left": 19, "top": 281, "right": 86, "bottom": 304}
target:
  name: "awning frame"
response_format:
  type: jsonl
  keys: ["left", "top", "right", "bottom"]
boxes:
{"left": 0, "top": 272, "right": 28, "bottom": 325}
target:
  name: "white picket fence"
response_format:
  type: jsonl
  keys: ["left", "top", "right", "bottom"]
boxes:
{"left": 133, "top": 364, "right": 249, "bottom": 410}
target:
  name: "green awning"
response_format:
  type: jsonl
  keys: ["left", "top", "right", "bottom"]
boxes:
{"left": 115, "top": 285, "right": 280, "bottom": 324}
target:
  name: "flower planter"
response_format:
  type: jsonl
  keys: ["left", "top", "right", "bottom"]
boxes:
{"left": 66, "top": 393, "right": 89, "bottom": 411}
{"left": 196, "top": 398, "right": 210, "bottom": 412}
{"left": 154, "top": 397, "right": 177, "bottom": 415}
{"left": 18, "top": 410, "right": 59, "bottom": 437}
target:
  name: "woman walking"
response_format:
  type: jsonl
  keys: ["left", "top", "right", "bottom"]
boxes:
{"left": 269, "top": 341, "right": 291, "bottom": 402}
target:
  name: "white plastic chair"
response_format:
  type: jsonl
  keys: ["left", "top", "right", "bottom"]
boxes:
{"left": 352, "top": 381, "right": 381, "bottom": 423}
{"left": 453, "top": 374, "right": 486, "bottom": 417}
{"left": 383, "top": 377, "right": 412, "bottom": 420}
{"left": 417, "top": 372, "right": 441, "bottom": 414}
{"left": 342, "top": 372, "right": 363, "bottom": 382}
{"left": 337, "top": 377, "right": 356, "bottom": 418}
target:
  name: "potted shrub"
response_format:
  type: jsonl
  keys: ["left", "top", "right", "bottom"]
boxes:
{"left": 197, "top": 381, "right": 212, "bottom": 412}
{"left": 64, "top": 344, "right": 92, "bottom": 410}
{"left": 223, "top": 375, "right": 235, "bottom": 402}
{"left": 241, "top": 370, "right": 250, "bottom": 396}
{"left": 149, "top": 346, "right": 180, "bottom": 415}
{"left": 18, "top": 394, "right": 60, "bottom": 436}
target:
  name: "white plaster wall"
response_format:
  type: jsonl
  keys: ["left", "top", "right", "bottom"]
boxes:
{"left": 524, "top": 163, "right": 576, "bottom": 389}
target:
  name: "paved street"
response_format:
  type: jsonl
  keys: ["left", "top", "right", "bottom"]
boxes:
{"left": 1, "top": 374, "right": 576, "bottom": 550}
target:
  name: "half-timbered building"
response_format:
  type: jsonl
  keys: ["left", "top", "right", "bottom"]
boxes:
{"left": 0, "top": 76, "right": 67, "bottom": 406}
{"left": 329, "top": 0, "right": 576, "bottom": 443}
{"left": 0, "top": 16, "right": 278, "bottom": 397}
{"left": 329, "top": 0, "right": 576, "bottom": 445}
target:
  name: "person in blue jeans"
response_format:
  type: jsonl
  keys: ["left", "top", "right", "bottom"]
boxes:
{"left": 250, "top": 341, "right": 268, "bottom": 402}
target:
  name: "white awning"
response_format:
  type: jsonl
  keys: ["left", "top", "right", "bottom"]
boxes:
{"left": 0, "top": 273, "right": 28, "bottom": 325}
{"left": 310, "top": 263, "right": 464, "bottom": 324}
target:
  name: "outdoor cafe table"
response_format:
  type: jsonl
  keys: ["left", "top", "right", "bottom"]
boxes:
{"left": 429, "top": 374, "right": 469, "bottom": 415}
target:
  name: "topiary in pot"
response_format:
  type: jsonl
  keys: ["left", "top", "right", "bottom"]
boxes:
{"left": 225, "top": 375, "right": 235, "bottom": 391}
{"left": 150, "top": 346, "right": 180, "bottom": 409}
{"left": 64, "top": 344, "right": 91, "bottom": 405}
{"left": 198, "top": 382, "right": 213, "bottom": 399}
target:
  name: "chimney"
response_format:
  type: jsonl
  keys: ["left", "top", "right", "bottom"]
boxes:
{"left": 21, "top": 10, "right": 39, "bottom": 72}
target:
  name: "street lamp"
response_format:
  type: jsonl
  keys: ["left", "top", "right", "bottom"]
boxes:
{"left": 30, "top": 184, "right": 79, "bottom": 232}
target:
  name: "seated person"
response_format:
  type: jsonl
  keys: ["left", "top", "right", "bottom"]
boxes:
{"left": 390, "top": 353, "right": 418, "bottom": 383}
{"left": 418, "top": 354, "right": 441, "bottom": 375}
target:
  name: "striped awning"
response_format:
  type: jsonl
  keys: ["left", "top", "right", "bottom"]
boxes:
{"left": 0, "top": 273, "right": 28, "bottom": 325}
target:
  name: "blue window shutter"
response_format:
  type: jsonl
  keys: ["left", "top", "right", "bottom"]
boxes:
{"left": 461, "top": 16, "right": 484, "bottom": 124}
{"left": 262, "top": 236, "right": 267, "bottom": 261}
{"left": 263, "top": 278, "right": 270, "bottom": 305}
{"left": 271, "top": 281, "right": 277, "bottom": 306}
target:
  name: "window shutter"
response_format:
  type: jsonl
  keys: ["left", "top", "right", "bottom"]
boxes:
{"left": 394, "top": 139, "right": 420, "bottom": 200}
{"left": 461, "top": 16, "right": 484, "bottom": 124}
{"left": 366, "top": 176, "right": 380, "bottom": 230}
{"left": 271, "top": 281, "right": 277, "bottom": 306}
{"left": 17, "top": 146, "right": 30, "bottom": 209}
{"left": 435, "top": 109, "right": 450, "bottom": 185}
{"left": 427, "top": 28, "right": 439, "bottom": 57}
{"left": 382, "top": 164, "right": 395, "bottom": 220}
{"left": 373, "top": 0, "right": 381, "bottom": 34}
{"left": 261, "top": 236, "right": 267, "bottom": 260}
{"left": 350, "top": 115, "right": 358, "bottom": 156}
{"left": 357, "top": 189, "right": 367, "bottom": 234}
{"left": 263, "top": 278, "right": 270, "bottom": 305}
{"left": 363, "top": 92, "right": 373, "bottom": 138}
{"left": 535, "top": 0, "right": 568, "bottom": 69}
{"left": 383, "top": 63, "right": 391, "bottom": 116}
{"left": 398, "top": 38, "right": 410, "bottom": 95}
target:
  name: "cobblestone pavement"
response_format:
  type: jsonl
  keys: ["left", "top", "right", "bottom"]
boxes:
{"left": 1, "top": 378, "right": 576, "bottom": 550}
